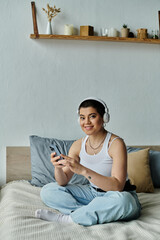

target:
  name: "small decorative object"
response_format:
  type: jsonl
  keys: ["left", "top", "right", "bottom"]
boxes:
{"left": 151, "top": 30, "right": 159, "bottom": 39}
{"left": 42, "top": 4, "right": 61, "bottom": 34}
{"left": 137, "top": 28, "right": 148, "bottom": 39}
{"left": 80, "top": 26, "right": 94, "bottom": 36}
{"left": 64, "top": 24, "right": 74, "bottom": 35}
{"left": 128, "top": 32, "right": 134, "bottom": 38}
{"left": 108, "top": 28, "right": 118, "bottom": 37}
{"left": 121, "top": 24, "right": 130, "bottom": 38}
{"left": 100, "top": 28, "right": 108, "bottom": 36}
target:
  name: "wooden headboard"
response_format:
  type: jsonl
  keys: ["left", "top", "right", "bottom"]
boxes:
{"left": 6, "top": 145, "right": 160, "bottom": 183}
{"left": 6, "top": 147, "right": 31, "bottom": 183}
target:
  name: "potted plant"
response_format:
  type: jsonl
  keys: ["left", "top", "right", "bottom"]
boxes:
{"left": 42, "top": 3, "right": 61, "bottom": 34}
{"left": 121, "top": 24, "right": 130, "bottom": 38}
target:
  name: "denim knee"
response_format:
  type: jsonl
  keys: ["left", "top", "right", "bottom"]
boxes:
{"left": 118, "top": 191, "right": 141, "bottom": 220}
{"left": 119, "top": 192, "right": 133, "bottom": 206}
{"left": 40, "top": 182, "right": 61, "bottom": 205}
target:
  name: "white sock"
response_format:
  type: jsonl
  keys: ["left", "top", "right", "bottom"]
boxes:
{"left": 35, "top": 209, "right": 73, "bottom": 223}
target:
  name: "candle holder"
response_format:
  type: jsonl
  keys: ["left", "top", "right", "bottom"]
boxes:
{"left": 64, "top": 24, "right": 74, "bottom": 35}
{"left": 108, "top": 28, "right": 118, "bottom": 37}
{"left": 137, "top": 29, "right": 148, "bottom": 39}
{"left": 80, "top": 26, "right": 94, "bottom": 36}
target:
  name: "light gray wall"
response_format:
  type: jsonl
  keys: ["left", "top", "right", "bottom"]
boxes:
{"left": 0, "top": 0, "right": 160, "bottom": 185}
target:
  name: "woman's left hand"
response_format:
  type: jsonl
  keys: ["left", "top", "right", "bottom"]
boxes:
{"left": 58, "top": 154, "right": 84, "bottom": 175}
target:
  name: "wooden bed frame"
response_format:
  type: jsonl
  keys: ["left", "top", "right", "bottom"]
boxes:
{"left": 6, "top": 146, "right": 160, "bottom": 183}
{"left": 6, "top": 147, "right": 31, "bottom": 183}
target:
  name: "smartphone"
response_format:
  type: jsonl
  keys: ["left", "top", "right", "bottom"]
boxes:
{"left": 49, "top": 144, "right": 63, "bottom": 161}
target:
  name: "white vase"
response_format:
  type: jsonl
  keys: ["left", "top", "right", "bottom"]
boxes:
{"left": 100, "top": 28, "right": 108, "bottom": 36}
{"left": 46, "top": 21, "right": 52, "bottom": 34}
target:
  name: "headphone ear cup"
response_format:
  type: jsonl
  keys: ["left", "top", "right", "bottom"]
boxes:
{"left": 103, "top": 112, "right": 110, "bottom": 123}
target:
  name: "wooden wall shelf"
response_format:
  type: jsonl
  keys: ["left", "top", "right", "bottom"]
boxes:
{"left": 30, "top": 34, "right": 160, "bottom": 44}
{"left": 30, "top": 2, "right": 160, "bottom": 45}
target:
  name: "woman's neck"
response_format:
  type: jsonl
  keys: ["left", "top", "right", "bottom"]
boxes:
{"left": 88, "top": 129, "right": 107, "bottom": 145}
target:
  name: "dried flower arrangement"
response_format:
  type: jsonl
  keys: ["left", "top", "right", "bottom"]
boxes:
{"left": 42, "top": 4, "right": 61, "bottom": 22}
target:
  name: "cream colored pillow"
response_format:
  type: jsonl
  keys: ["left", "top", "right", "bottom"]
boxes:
{"left": 127, "top": 148, "right": 154, "bottom": 193}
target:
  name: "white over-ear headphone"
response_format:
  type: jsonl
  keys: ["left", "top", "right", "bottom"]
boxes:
{"left": 77, "top": 97, "right": 110, "bottom": 123}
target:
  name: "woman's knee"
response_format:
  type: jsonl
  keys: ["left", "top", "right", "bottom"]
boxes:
{"left": 116, "top": 192, "right": 135, "bottom": 209}
{"left": 40, "top": 182, "right": 62, "bottom": 204}
{"left": 119, "top": 192, "right": 133, "bottom": 205}
{"left": 106, "top": 191, "right": 139, "bottom": 213}
{"left": 118, "top": 191, "right": 141, "bottom": 219}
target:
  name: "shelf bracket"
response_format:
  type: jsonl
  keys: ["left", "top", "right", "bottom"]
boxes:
{"left": 31, "top": 2, "right": 39, "bottom": 37}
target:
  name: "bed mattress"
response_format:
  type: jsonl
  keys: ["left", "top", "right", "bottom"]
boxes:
{"left": 0, "top": 181, "right": 160, "bottom": 240}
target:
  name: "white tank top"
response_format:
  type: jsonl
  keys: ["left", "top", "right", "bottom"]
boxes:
{"left": 80, "top": 132, "right": 120, "bottom": 188}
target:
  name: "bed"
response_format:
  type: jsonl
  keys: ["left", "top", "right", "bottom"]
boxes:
{"left": 1, "top": 135, "right": 160, "bottom": 240}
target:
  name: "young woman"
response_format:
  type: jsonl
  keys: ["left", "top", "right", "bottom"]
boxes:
{"left": 35, "top": 97, "right": 141, "bottom": 226}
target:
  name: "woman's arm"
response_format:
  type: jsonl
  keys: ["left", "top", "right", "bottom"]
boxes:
{"left": 83, "top": 138, "right": 127, "bottom": 191}
{"left": 51, "top": 139, "right": 81, "bottom": 186}
{"left": 60, "top": 138, "right": 127, "bottom": 191}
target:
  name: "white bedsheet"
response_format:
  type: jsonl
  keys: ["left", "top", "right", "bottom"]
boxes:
{"left": 0, "top": 181, "right": 160, "bottom": 240}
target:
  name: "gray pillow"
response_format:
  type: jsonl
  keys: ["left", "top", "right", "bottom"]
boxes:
{"left": 29, "top": 135, "right": 89, "bottom": 187}
{"left": 127, "top": 146, "right": 160, "bottom": 188}
{"left": 149, "top": 150, "right": 160, "bottom": 188}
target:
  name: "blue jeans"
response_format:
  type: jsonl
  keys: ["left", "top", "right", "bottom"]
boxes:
{"left": 40, "top": 182, "right": 141, "bottom": 226}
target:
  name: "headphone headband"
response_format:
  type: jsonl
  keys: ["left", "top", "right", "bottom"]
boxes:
{"left": 80, "top": 97, "right": 107, "bottom": 109}
{"left": 77, "top": 97, "right": 110, "bottom": 123}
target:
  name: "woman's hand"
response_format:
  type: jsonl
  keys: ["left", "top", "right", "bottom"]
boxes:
{"left": 58, "top": 154, "right": 84, "bottom": 175}
{"left": 50, "top": 152, "right": 64, "bottom": 169}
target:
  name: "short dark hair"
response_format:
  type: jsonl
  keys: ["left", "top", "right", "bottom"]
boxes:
{"left": 78, "top": 99, "right": 105, "bottom": 118}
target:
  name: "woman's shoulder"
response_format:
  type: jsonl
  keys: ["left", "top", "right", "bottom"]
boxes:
{"left": 109, "top": 132, "right": 122, "bottom": 141}
{"left": 72, "top": 136, "right": 88, "bottom": 146}
{"left": 72, "top": 138, "right": 83, "bottom": 147}
{"left": 108, "top": 133, "right": 127, "bottom": 161}
{"left": 109, "top": 132, "right": 126, "bottom": 147}
{"left": 68, "top": 138, "right": 83, "bottom": 156}
{"left": 108, "top": 132, "right": 126, "bottom": 154}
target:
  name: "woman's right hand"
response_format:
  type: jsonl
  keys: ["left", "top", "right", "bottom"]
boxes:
{"left": 51, "top": 152, "right": 70, "bottom": 185}
{"left": 50, "top": 152, "right": 64, "bottom": 168}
